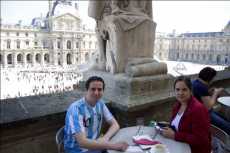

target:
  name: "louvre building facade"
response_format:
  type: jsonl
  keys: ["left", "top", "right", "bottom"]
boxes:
{"left": 0, "top": 0, "right": 97, "bottom": 68}
{"left": 154, "top": 21, "right": 230, "bottom": 66}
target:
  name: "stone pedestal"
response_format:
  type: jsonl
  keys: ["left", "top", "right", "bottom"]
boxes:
{"left": 84, "top": 70, "right": 175, "bottom": 112}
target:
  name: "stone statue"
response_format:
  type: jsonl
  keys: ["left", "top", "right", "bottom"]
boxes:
{"left": 88, "top": 0, "right": 167, "bottom": 76}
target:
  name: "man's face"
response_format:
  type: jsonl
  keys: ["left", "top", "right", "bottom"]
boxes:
{"left": 86, "top": 81, "right": 104, "bottom": 104}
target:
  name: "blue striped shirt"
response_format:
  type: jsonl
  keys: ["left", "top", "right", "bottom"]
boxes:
{"left": 64, "top": 98, "right": 114, "bottom": 153}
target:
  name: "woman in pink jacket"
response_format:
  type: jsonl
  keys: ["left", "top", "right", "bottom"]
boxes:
{"left": 161, "top": 76, "right": 211, "bottom": 153}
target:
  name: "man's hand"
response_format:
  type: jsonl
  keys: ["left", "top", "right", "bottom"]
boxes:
{"left": 214, "top": 88, "right": 224, "bottom": 96}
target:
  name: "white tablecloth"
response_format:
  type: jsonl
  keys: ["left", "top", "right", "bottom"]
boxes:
{"left": 108, "top": 126, "right": 191, "bottom": 153}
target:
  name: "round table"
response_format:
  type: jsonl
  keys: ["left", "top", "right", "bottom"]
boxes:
{"left": 108, "top": 126, "right": 191, "bottom": 153}
{"left": 217, "top": 96, "right": 230, "bottom": 121}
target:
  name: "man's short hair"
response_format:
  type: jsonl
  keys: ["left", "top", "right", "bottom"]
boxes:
{"left": 198, "top": 67, "right": 217, "bottom": 82}
{"left": 85, "top": 76, "right": 105, "bottom": 90}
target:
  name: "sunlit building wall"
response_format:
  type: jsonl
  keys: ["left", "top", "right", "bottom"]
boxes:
{"left": 0, "top": 0, "right": 97, "bottom": 68}
{"left": 155, "top": 21, "right": 230, "bottom": 66}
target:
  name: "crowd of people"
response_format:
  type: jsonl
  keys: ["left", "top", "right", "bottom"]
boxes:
{"left": 1, "top": 67, "right": 82, "bottom": 100}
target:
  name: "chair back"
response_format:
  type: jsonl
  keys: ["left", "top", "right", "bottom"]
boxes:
{"left": 210, "top": 124, "right": 230, "bottom": 153}
{"left": 55, "top": 126, "right": 64, "bottom": 153}
{"left": 210, "top": 124, "right": 228, "bottom": 144}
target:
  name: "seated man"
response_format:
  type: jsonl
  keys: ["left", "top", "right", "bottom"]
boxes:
{"left": 192, "top": 67, "right": 230, "bottom": 135}
{"left": 64, "top": 76, "right": 128, "bottom": 153}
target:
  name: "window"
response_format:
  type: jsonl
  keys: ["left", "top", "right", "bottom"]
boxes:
{"left": 7, "top": 40, "right": 11, "bottom": 49}
{"left": 67, "top": 40, "right": 71, "bottom": 49}
{"left": 25, "top": 32, "right": 28, "bottom": 37}
{"left": 16, "top": 32, "right": 19, "bottom": 36}
{"left": 26, "top": 41, "right": 29, "bottom": 46}
{"left": 0, "top": 54, "right": 2, "bottom": 64}
{"left": 177, "top": 53, "right": 179, "bottom": 59}
{"left": 191, "top": 54, "right": 194, "bottom": 60}
{"left": 202, "top": 54, "right": 206, "bottom": 60}
{"left": 34, "top": 42, "right": 38, "bottom": 46}
{"left": 57, "top": 41, "right": 61, "bottom": 49}
{"left": 34, "top": 33, "right": 37, "bottom": 37}
{"left": 17, "top": 40, "right": 20, "bottom": 49}
{"left": 89, "top": 41, "right": 92, "bottom": 49}
{"left": 83, "top": 42, "right": 85, "bottom": 48}
{"left": 76, "top": 42, "right": 79, "bottom": 48}
{"left": 209, "top": 54, "right": 213, "bottom": 61}
{"left": 6, "top": 32, "right": 9, "bottom": 36}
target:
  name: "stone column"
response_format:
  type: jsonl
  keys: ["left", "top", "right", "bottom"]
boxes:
{"left": 13, "top": 53, "right": 17, "bottom": 68}
{"left": 23, "top": 53, "right": 27, "bottom": 67}
{"left": 72, "top": 52, "right": 76, "bottom": 65}
{"left": 62, "top": 52, "right": 66, "bottom": 66}
{"left": 41, "top": 52, "right": 45, "bottom": 66}
{"left": 3, "top": 53, "right": 7, "bottom": 68}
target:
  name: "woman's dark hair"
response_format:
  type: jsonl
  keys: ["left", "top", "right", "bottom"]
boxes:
{"left": 85, "top": 76, "right": 105, "bottom": 90}
{"left": 174, "top": 76, "right": 192, "bottom": 91}
{"left": 198, "top": 67, "right": 217, "bottom": 82}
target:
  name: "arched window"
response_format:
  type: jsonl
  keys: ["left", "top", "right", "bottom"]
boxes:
{"left": 17, "top": 54, "right": 23, "bottom": 63}
{"left": 67, "top": 40, "right": 71, "bottom": 49}
{"left": 7, "top": 54, "right": 13, "bottom": 64}
{"left": 26, "top": 54, "right": 32, "bottom": 63}
{"left": 66, "top": 53, "right": 72, "bottom": 65}
{"left": 35, "top": 54, "right": 41, "bottom": 63}
{"left": 44, "top": 54, "right": 50, "bottom": 63}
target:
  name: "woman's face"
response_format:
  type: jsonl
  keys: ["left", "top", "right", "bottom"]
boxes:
{"left": 175, "top": 81, "right": 192, "bottom": 104}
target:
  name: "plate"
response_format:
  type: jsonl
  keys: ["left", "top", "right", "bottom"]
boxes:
{"left": 150, "top": 144, "right": 170, "bottom": 153}
{"left": 218, "top": 96, "right": 230, "bottom": 106}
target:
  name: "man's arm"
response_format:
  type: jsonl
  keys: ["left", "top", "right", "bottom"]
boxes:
{"left": 102, "top": 118, "right": 120, "bottom": 141}
{"left": 201, "top": 88, "right": 224, "bottom": 110}
{"left": 75, "top": 131, "right": 128, "bottom": 151}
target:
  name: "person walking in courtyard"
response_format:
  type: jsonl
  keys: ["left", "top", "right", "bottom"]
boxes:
{"left": 64, "top": 76, "right": 128, "bottom": 153}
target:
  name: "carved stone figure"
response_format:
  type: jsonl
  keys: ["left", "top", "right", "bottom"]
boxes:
{"left": 88, "top": 0, "right": 166, "bottom": 76}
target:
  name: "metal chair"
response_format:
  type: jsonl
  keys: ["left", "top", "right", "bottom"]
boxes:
{"left": 210, "top": 124, "right": 230, "bottom": 153}
{"left": 55, "top": 126, "right": 64, "bottom": 153}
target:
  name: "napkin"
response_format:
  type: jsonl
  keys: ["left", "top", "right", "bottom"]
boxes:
{"left": 133, "top": 135, "right": 162, "bottom": 145}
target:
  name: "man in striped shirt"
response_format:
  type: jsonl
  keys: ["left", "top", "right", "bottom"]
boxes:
{"left": 64, "top": 76, "right": 128, "bottom": 153}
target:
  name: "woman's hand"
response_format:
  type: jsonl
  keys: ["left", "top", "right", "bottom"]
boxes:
{"left": 161, "top": 127, "right": 175, "bottom": 139}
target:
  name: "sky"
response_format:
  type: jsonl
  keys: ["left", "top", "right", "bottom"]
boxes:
{"left": 1, "top": 1, "right": 230, "bottom": 34}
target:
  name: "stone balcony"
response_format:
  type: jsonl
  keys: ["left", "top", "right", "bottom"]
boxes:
{"left": 0, "top": 69, "right": 229, "bottom": 153}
